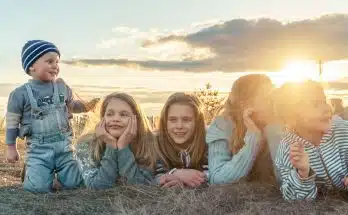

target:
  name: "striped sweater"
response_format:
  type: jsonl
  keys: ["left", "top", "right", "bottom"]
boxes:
{"left": 276, "top": 119, "right": 348, "bottom": 200}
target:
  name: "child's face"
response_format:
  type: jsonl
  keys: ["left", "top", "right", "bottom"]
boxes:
{"left": 104, "top": 98, "right": 134, "bottom": 138}
{"left": 29, "top": 52, "right": 59, "bottom": 82}
{"left": 295, "top": 92, "right": 332, "bottom": 133}
{"left": 167, "top": 103, "right": 196, "bottom": 145}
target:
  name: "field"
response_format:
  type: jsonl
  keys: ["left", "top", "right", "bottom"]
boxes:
{"left": 1, "top": 86, "right": 348, "bottom": 215}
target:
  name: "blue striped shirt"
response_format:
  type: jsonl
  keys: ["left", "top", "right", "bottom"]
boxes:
{"left": 276, "top": 119, "right": 348, "bottom": 200}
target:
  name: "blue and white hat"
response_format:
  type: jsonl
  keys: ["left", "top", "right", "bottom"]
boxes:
{"left": 21, "top": 40, "right": 60, "bottom": 74}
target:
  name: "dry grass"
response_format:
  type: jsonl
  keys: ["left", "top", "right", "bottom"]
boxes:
{"left": 0, "top": 136, "right": 348, "bottom": 215}
{"left": 1, "top": 95, "right": 348, "bottom": 214}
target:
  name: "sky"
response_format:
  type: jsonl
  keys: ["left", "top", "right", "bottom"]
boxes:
{"left": 1, "top": 0, "right": 348, "bottom": 86}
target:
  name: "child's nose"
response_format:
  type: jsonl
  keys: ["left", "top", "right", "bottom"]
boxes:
{"left": 112, "top": 114, "right": 121, "bottom": 122}
{"left": 52, "top": 63, "right": 59, "bottom": 69}
{"left": 176, "top": 121, "right": 184, "bottom": 128}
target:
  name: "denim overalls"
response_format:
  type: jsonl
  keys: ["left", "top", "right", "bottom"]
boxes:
{"left": 23, "top": 82, "right": 83, "bottom": 192}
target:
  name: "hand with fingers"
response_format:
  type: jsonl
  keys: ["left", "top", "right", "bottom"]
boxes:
{"left": 6, "top": 145, "right": 20, "bottom": 163}
{"left": 117, "top": 115, "right": 137, "bottom": 150}
{"left": 243, "top": 108, "right": 261, "bottom": 133}
{"left": 96, "top": 118, "right": 117, "bottom": 149}
{"left": 290, "top": 142, "right": 310, "bottom": 178}
{"left": 159, "top": 174, "right": 183, "bottom": 188}
{"left": 342, "top": 176, "right": 348, "bottom": 187}
{"left": 172, "top": 169, "right": 207, "bottom": 188}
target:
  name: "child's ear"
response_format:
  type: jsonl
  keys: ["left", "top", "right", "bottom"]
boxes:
{"left": 28, "top": 66, "right": 34, "bottom": 74}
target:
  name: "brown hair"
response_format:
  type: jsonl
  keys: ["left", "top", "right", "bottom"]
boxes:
{"left": 217, "top": 74, "right": 276, "bottom": 183}
{"left": 155, "top": 92, "right": 207, "bottom": 170}
{"left": 218, "top": 74, "right": 273, "bottom": 154}
{"left": 77, "top": 92, "right": 156, "bottom": 169}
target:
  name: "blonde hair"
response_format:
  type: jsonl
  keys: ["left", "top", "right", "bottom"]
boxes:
{"left": 218, "top": 74, "right": 273, "bottom": 154}
{"left": 274, "top": 80, "right": 326, "bottom": 129}
{"left": 155, "top": 92, "right": 207, "bottom": 170}
{"left": 77, "top": 92, "right": 156, "bottom": 169}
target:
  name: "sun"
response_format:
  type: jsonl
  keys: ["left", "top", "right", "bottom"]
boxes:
{"left": 272, "top": 60, "right": 320, "bottom": 87}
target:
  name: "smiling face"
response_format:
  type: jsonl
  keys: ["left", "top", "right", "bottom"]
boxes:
{"left": 166, "top": 103, "right": 196, "bottom": 145}
{"left": 29, "top": 52, "right": 60, "bottom": 82}
{"left": 104, "top": 98, "right": 133, "bottom": 138}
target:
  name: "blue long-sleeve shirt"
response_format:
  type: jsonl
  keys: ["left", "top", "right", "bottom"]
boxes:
{"left": 206, "top": 116, "right": 282, "bottom": 184}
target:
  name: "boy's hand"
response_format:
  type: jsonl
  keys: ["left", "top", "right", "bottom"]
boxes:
{"left": 6, "top": 145, "right": 20, "bottom": 163}
{"left": 290, "top": 142, "right": 310, "bottom": 178}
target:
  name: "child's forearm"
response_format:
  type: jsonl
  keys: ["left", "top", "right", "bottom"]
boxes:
{"left": 117, "top": 147, "right": 154, "bottom": 185}
{"left": 279, "top": 168, "right": 317, "bottom": 200}
{"left": 5, "top": 128, "right": 18, "bottom": 145}
{"left": 5, "top": 111, "right": 21, "bottom": 145}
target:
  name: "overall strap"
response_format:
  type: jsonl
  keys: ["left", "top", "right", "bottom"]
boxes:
{"left": 24, "top": 83, "right": 39, "bottom": 109}
{"left": 53, "top": 81, "right": 61, "bottom": 105}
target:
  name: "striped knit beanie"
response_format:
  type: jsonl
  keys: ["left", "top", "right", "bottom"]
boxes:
{"left": 21, "top": 40, "right": 60, "bottom": 74}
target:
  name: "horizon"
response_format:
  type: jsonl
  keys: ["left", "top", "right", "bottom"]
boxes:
{"left": 1, "top": 0, "right": 348, "bottom": 116}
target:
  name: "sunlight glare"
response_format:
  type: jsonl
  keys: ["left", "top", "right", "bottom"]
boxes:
{"left": 273, "top": 60, "right": 319, "bottom": 86}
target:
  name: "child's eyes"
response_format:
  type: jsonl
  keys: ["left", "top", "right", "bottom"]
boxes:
{"left": 182, "top": 117, "right": 192, "bottom": 122}
{"left": 168, "top": 118, "right": 177, "bottom": 122}
{"left": 120, "top": 112, "right": 130, "bottom": 117}
{"left": 46, "top": 59, "right": 59, "bottom": 64}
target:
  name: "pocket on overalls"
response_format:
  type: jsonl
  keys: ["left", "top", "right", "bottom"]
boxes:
{"left": 25, "top": 138, "right": 41, "bottom": 153}
{"left": 58, "top": 105, "right": 70, "bottom": 131}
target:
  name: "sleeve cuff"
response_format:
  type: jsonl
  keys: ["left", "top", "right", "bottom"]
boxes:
{"left": 104, "top": 145, "right": 118, "bottom": 157}
{"left": 117, "top": 146, "right": 133, "bottom": 161}
{"left": 244, "top": 130, "right": 262, "bottom": 145}
{"left": 290, "top": 168, "right": 316, "bottom": 187}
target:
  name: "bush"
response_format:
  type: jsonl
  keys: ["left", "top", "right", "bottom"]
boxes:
{"left": 194, "top": 83, "right": 225, "bottom": 124}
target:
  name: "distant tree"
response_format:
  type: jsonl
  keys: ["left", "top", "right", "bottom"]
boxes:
{"left": 194, "top": 83, "right": 225, "bottom": 124}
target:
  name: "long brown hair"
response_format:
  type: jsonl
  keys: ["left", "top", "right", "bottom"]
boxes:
{"left": 77, "top": 92, "right": 156, "bottom": 169}
{"left": 218, "top": 74, "right": 276, "bottom": 183}
{"left": 218, "top": 74, "right": 273, "bottom": 154}
{"left": 155, "top": 92, "right": 207, "bottom": 170}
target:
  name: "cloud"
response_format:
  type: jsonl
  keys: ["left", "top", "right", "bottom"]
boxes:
{"left": 63, "top": 14, "right": 348, "bottom": 73}
{"left": 61, "top": 58, "right": 213, "bottom": 72}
